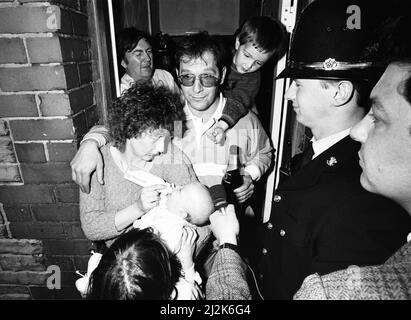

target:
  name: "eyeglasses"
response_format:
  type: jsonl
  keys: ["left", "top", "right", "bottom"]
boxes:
{"left": 178, "top": 74, "right": 220, "bottom": 87}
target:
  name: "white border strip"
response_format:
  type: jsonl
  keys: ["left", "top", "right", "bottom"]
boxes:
{"left": 107, "top": 0, "right": 120, "bottom": 98}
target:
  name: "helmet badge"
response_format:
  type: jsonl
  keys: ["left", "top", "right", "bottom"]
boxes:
{"left": 323, "top": 58, "right": 338, "bottom": 71}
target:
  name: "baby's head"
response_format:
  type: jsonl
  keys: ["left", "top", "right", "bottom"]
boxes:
{"left": 233, "top": 16, "right": 285, "bottom": 74}
{"left": 166, "top": 182, "right": 214, "bottom": 226}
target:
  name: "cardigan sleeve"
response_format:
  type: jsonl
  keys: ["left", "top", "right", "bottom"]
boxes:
{"left": 79, "top": 171, "right": 126, "bottom": 242}
{"left": 79, "top": 149, "right": 131, "bottom": 242}
{"left": 81, "top": 125, "right": 111, "bottom": 148}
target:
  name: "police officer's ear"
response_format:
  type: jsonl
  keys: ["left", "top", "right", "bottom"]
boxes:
{"left": 220, "top": 66, "right": 227, "bottom": 85}
{"left": 121, "top": 58, "right": 128, "bottom": 70}
{"left": 332, "top": 80, "right": 355, "bottom": 107}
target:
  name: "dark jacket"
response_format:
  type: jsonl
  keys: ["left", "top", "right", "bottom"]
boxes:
{"left": 260, "top": 136, "right": 411, "bottom": 300}
{"left": 220, "top": 64, "right": 260, "bottom": 128}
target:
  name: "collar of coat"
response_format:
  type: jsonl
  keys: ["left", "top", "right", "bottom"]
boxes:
{"left": 280, "top": 136, "right": 362, "bottom": 190}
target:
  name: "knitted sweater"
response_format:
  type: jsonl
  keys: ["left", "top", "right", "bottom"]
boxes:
{"left": 79, "top": 143, "right": 199, "bottom": 247}
{"left": 294, "top": 240, "right": 411, "bottom": 300}
{"left": 220, "top": 64, "right": 261, "bottom": 127}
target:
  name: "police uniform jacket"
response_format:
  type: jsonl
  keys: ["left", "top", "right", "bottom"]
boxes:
{"left": 260, "top": 136, "right": 411, "bottom": 300}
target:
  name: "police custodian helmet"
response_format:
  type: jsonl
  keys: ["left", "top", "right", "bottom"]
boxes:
{"left": 278, "top": 0, "right": 386, "bottom": 81}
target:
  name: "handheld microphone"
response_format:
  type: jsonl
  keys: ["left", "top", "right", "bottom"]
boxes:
{"left": 208, "top": 184, "right": 228, "bottom": 211}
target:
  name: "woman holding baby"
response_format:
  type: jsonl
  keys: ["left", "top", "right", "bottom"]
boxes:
{"left": 79, "top": 82, "right": 210, "bottom": 299}
{"left": 79, "top": 82, "right": 198, "bottom": 246}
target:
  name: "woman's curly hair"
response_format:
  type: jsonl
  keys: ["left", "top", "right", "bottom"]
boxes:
{"left": 108, "top": 81, "right": 185, "bottom": 152}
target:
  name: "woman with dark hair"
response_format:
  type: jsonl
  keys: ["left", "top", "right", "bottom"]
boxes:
{"left": 79, "top": 82, "right": 199, "bottom": 249}
{"left": 88, "top": 228, "right": 183, "bottom": 300}
{"left": 87, "top": 205, "right": 251, "bottom": 300}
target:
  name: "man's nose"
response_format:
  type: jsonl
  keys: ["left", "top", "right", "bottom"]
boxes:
{"left": 285, "top": 82, "right": 296, "bottom": 101}
{"left": 350, "top": 114, "right": 372, "bottom": 143}
{"left": 142, "top": 51, "right": 151, "bottom": 63}
{"left": 193, "top": 77, "right": 203, "bottom": 93}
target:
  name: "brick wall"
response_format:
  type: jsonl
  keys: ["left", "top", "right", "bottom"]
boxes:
{"left": 0, "top": 0, "right": 99, "bottom": 299}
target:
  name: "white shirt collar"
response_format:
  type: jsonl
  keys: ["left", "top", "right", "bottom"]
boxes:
{"left": 121, "top": 73, "right": 134, "bottom": 86}
{"left": 120, "top": 72, "right": 158, "bottom": 95}
{"left": 184, "top": 92, "right": 226, "bottom": 138}
{"left": 120, "top": 73, "right": 134, "bottom": 94}
{"left": 312, "top": 128, "right": 351, "bottom": 159}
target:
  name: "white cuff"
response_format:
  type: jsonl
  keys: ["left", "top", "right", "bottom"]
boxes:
{"left": 183, "top": 264, "right": 202, "bottom": 285}
{"left": 81, "top": 134, "right": 106, "bottom": 148}
{"left": 244, "top": 165, "right": 261, "bottom": 181}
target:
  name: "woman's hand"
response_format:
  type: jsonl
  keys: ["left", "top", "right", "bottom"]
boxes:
{"left": 136, "top": 184, "right": 166, "bottom": 213}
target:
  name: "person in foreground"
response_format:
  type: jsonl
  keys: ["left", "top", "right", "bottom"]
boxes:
{"left": 259, "top": 0, "right": 411, "bottom": 300}
{"left": 87, "top": 205, "right": 251, "bottom": 300}
{"left": 87, "top": 226, "right": 201, "bottom": 300}
{"left": 294, "top": 13, "right": 411, "bottom": 300}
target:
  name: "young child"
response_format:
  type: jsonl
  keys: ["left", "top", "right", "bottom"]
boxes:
{"left": 83, "top": 181, "right": 214, "bottom": 300}
{"left": 85, "top": 227, "right": 199, "bottom": 300}
{"left": 207, "top": 16, "right": 286, "bottom": 145}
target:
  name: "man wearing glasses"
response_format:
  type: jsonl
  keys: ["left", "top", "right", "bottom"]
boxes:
{"left": 172, "top": 32, "right": 272, "bottom": 284}
{"left": 173, "top": 31, "right": 273, "bottom": 206}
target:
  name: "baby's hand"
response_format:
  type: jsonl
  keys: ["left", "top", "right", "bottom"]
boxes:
{"left": 206, "top": 122, "right": 228, "bottom": 145}
{"left": 176, "top": 226, "right": 198, "bottom": 272}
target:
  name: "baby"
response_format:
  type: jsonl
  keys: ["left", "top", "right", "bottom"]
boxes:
{"left": 128, "top": 172, "right": 215, "bottom": 299}
{"left": 76, "top": 181, "right": 214, "bottom": 299}
{"left": 133, "top": 182, "right": 214, "bottom": 253}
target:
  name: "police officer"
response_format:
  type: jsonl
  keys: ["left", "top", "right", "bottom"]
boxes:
{"left": 259, "top": 0, "right": 411, "bottom": 300}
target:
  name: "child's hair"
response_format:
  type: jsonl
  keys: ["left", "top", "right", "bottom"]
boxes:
{"left": 236, "top": 16, "right": 285, "bottom": 54}
{"left": 87, "top": 228, "right": 181, "bottom": 300}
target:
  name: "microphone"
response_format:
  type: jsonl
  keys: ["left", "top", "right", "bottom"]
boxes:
{"left": 208, "top": 184, "right": 228, "bottom": 211}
